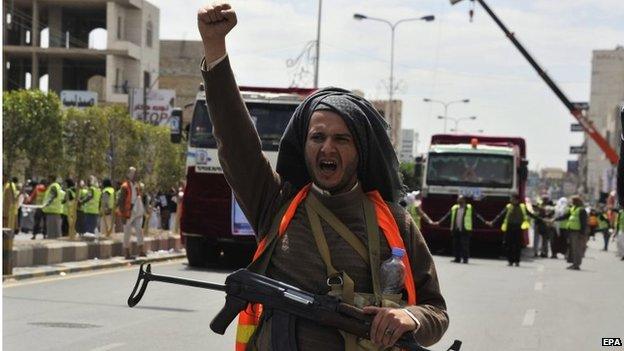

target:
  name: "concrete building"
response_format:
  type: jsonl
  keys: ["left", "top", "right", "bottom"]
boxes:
{"left": 400, "top": 129, "right": 418, "bottom": 163}
{"left": 3, "top": 0, "right": 160, "bottom": 104}
{"left": 583, "top": 46, "right": 624, "bottom": 202}
{"left": 159, "top": 40, "right": 205, "bottom": 126}
{"left": 371, "top": 99, "right": 403, "bottom": 152}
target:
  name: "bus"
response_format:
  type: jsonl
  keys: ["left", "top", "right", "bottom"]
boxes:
{"left": 419, "top": 134, "right": 528, "bottom": 254}
{"left": 181, "top": 85, "right": 315, "bottom": 266}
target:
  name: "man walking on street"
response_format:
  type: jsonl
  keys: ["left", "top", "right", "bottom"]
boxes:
{"left": 195, "top": 5, "right": 449, "bottom": 349}
{"left": 552, "top": 195, "right": 588, "bottom": 270}
{"left": 488, "top": 194, "right": 530, "bottom": 266}
{"left": 117, "top": 167, "right": 146, "bottom": 259}
{"left": 42, "top": 175, "right": 65, "bottom": 238}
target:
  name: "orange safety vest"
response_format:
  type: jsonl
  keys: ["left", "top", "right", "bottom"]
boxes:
{"left": 235, "top": 184, "right": 417, "bottom": 351}
{"left": 116, "top": 181, "right": 140, "bottom": 219}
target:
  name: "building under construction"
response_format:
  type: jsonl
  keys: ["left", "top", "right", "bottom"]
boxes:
{"left": 3, "top": 0, "right": 159, "bottom": 103}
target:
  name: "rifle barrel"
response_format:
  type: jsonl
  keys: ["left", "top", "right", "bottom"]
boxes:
{"left": 148, "top": 272, "right": 227, "bottom": 292}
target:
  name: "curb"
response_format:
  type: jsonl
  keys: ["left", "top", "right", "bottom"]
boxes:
{"left": 2, "top": 253, "right": 187, "bottom": 282}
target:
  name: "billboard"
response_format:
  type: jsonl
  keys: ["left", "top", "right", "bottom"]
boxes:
{"left": 129, "top": 89, "right": 176, "bottom": 127}
{"left": 60, "top": 90, "right": 97, "bottom": 108}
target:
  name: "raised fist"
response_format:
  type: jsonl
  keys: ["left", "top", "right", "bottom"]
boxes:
{"left": 197, "top": 3, "right": 237, "bottom": 60}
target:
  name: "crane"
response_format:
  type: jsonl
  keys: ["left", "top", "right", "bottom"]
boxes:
{"left": 449, "top": 0, "right": 619, "bottom": 165}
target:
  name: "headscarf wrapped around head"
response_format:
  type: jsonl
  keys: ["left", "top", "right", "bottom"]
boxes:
{"left": 276, "top": 87, "right": 404, "bottom": 203}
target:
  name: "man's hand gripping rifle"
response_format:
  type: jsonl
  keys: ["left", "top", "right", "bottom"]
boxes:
{"left": 128, "top": 264, "right": 461, "bottom": 351}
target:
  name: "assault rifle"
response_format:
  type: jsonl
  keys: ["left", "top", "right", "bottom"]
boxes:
{"left": 128, "top": 264, "right": 462, "bottom": 351}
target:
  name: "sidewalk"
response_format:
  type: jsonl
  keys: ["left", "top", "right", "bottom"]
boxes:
{"left": 4, "top": 230, "right": 185, "bottom": 281}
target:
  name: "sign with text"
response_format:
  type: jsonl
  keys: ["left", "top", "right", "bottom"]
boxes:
{"left": 569, "top": 146, "right": 586, "bottom": 154}
{"left": 60, "top": 90, "right": 97, "bottom": 108}
{"left": 570, "top": 123, "right": 584, "bottom": 132}
{"left": 129, "top": 89, "right": 176, "bottom": 127}
{"left": 231, "top": 192, "right": 254, "bottom": 236}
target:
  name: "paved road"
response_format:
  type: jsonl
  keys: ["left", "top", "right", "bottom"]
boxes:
{"left": 4, "top": 239, "right": 623, "bottom": 351}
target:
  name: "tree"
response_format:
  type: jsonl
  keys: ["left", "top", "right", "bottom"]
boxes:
{"left": 62, "top": 107, "right": 109, "bottom": 180}
{"left": 3, "top": 91, "right": 28, "bottom": 176}
{"left": 400, "top": 162, "right": 418, "bottom": 191}
{"left": 2, "top": 90, "right": 63, "bottom": 178}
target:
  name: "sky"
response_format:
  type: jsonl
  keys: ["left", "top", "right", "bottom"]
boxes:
{"left": 150, "top": 0, "right": 624, "bottom": 170}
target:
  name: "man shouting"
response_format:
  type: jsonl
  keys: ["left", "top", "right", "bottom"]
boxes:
{"left": 197, "top": 3, "right": 448, "bottom": 350}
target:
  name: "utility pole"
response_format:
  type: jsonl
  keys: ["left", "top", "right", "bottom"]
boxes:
{"left": 314, "top": 0, "right": 322, "bottom": 88}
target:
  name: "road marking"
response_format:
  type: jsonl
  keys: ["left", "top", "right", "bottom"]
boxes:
{"left": 534, "top": 282, "right": 543, "bottom": 291}
{"left": 522, "top": 309, "right": 536, "bottom": 326}
{"left": 536, "top": 265, "right": 544, "bottom": 273}
{"left": 3, "top": 260, "right": 183, "bottom": 288}
{"left": 90, "top": 343, "right": 125, "bottom": 351}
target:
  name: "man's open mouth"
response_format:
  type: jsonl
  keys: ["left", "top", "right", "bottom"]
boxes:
{"left": 319, "top": 160, "right": 338, "bottom": 173}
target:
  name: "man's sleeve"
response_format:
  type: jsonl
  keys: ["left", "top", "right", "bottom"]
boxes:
{"left": 201, "top": 56, "right": 282, "bottom": 236}
{"left": 400, "top": 212, "right": 449, "bottom": 346}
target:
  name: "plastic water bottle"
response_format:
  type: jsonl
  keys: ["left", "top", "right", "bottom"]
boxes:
{"left": 380, "top": 247, "right": 406, "bottom": 294}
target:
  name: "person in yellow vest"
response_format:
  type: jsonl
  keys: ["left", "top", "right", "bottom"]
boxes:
{"left": 61, "top": 178, "right": 77, "bottom": 239}
{"left": 594, "top": 205, "right": 611, "bottom": 251}
{"left": 196, "top": 6, "right": 449, "bottom": 349}
{"left": 487, "top": 194, "right": 530, "bottom": 267}
{"left": 76, "top": 180, "right": 88, "bottom": 236}
{"left": 406, "top": 191, "right": 434, "bottom": 231}
{"left": 3, "top": 176, "right": 20, "bottom": 234}
{"left": 550, "top": 195, "right": 589, "bottom": 270}
{"left": 80, "top": 175, "right": 101, "bottom": 235}
{"left": 41, "top": 175, "right": 66, "bottom": 238}
{"left": 434, "top": 195, "right": 486, "bottom": 264}
{"left": 99, "top": 179, "right": 115, "bottom": 238}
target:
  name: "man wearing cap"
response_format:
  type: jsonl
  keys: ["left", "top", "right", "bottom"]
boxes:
{"left": 197, "top": 4, "right": 448, "bottom": 350}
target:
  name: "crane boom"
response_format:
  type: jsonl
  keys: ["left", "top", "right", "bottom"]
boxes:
{"left": 453, "top": 0, "right": 619, "bottom": 164}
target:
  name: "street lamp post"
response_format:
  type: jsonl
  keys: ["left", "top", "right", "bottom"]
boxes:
{"left": 438, "top": 115, "right": 477, "bottom": 131}
{"left": 354, "top": 13, "right": 434, "bottom": 124}
{"left": 424, "top": 98, "right": 470, "bottom": 133}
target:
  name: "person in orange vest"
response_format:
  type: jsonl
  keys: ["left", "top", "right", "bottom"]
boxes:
{"left": 116, "top": 167, "right": 146, "bottom": 259}
{"left": 28, "top": 179, "right": 48, "bottom": 239}
{"left": 196, "top": 5, "right": 448, "bottom": 350}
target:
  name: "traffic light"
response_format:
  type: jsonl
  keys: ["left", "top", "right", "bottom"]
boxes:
{"left": 170, "top": 108, "right": 182, "bottom": 143}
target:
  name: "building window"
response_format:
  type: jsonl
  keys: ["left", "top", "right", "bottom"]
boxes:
{"left": 25, "top": 30, "right": 31, "bottom": 44}
{"left": 117, "top": 16, "right": 122, "bottom": 39}
{"left": 146, "top": 21, "right": 153, "bottom": 47}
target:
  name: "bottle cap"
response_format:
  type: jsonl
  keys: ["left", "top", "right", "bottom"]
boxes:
{"left": 391, "top": 247, "right": 405, "bottom": 258}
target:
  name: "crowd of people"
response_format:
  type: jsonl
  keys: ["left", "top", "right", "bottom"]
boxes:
{"left": 2, "top": 167, "right": 185, "bottom": 259}
{"left": 400, "top": 191, "right": 624, "bottom": 269}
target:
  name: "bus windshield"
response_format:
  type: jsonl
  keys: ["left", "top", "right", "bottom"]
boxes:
{"left": 426, "top": 153, "right": 514, "bottom": 188}
{"left": 190, "top": 100, "right": 298, "bottom": 151}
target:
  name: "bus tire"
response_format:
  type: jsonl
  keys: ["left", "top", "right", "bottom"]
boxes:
{"left": 185, "top": 236, "right": 219, "bottom": 267}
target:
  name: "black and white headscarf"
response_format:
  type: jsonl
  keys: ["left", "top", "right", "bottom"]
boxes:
{"left": 276, "top": 87, "right": 404, "bottom": 203}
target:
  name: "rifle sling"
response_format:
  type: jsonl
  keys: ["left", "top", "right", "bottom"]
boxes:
{"left": 305, "top": 194, "right": 361, "bottom": 351}
{"left": 270, "top": 310, "right": 298, "bottom": 351}
{"left": 362, "top": 194, "right": 383, "bottom": 304}
{"left": 306, "top": 193, "right": 369, "bottom": 264}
